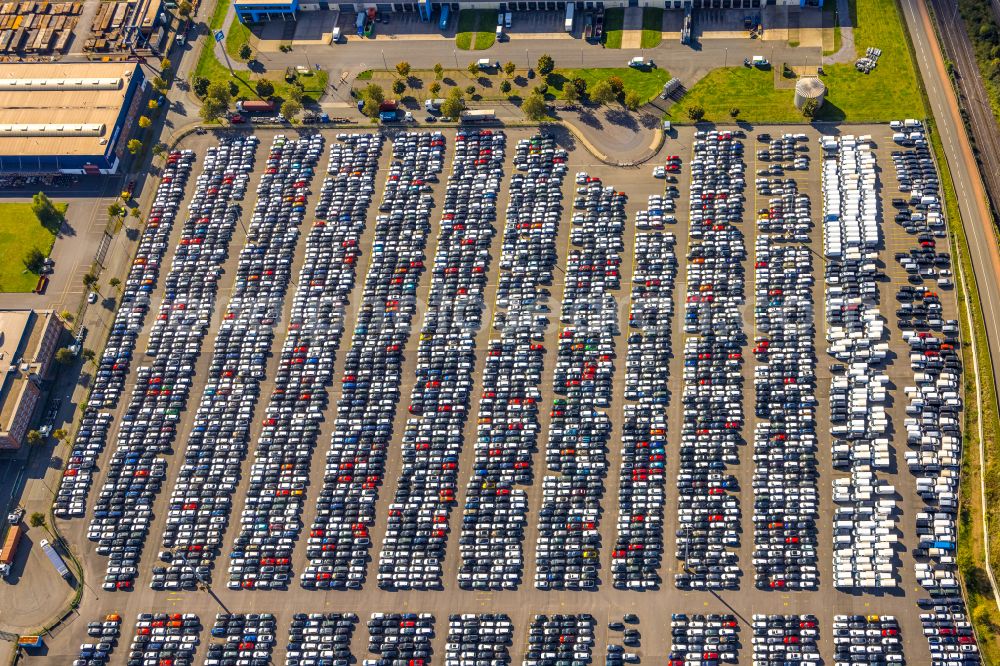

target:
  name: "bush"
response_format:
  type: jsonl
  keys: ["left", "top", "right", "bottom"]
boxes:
{"left": 687, "top": 105, "right": 705, "bottom": 122}
{"left": 500, "top": 80, "right": 512, "bottom": 94}
{"left": 623, "top": 90, "right": 642, "bottom": 111}
{"left": 607, "top": 76, "right": 624, "bottom": 96}
{"left": 239, "top": 43, "right": 253, "bottom": 61}
{"left": 589, "top": 80, "right": 615, "bottom": 106}
{"left": 429, "top": 82, "right": 441, "bottom": 96}
{"left": 465, "top": 85, "right": 476, "bottom": 95}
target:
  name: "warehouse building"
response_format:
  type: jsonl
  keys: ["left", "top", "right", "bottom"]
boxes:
{"left": 0, "top": 62, "right": 146, "bottom": 175}
{"left": 0, "top": 310, "right": 63, "bottom": 450}
{"left": 237, "top": 0, "right": 820, "bottom": 22}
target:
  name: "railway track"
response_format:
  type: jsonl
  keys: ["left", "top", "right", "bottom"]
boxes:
{"left": 929, "top": 0, "right": 1000, "bottom": 216}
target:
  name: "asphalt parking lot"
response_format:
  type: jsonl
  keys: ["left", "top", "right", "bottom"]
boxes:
{"left": 35, "top": 124, "right": 969, "bottom": 666}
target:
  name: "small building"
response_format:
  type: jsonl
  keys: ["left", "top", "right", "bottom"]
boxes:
{"left": 0, "top": 62, "right": 146, "bottom": 175}
{"left": 0, "top": 310, "right": 63, "bottom": 450}
{"left": 794, "top": 76, "right": 826, "bottom": 111}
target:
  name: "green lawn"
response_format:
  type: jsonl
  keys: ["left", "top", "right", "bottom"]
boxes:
{"left": 456, "top": 9, "right": 497, "bottom": 50}
{"left": 640, "top": 8, "right": 662, "bottom": 49}
{"left": 669, "top": 0, "right": 924, "bottom": 122}
{"left": 0, "top": 203, "right": 63, "bottom": 293}
{"left": 552, "top": 67, "right": 671, "bottom": 104}
{"left": 208, "top": 0, "right": 229, "bottom": 31}
{"left": 603, "top": 8, "right": 623, "bottom": 48}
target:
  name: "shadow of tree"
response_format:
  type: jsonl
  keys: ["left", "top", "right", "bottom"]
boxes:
{"left": 605, "top": 108, "right": 638, "bottom": 130}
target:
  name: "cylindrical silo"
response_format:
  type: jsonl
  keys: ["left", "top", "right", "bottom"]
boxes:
{"left": 794, "top": 77, "right": 827, "bottom": 110}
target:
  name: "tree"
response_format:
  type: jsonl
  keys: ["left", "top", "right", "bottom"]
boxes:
{"left": 396, "top": 61, "right": 411, "bottom": 78}
{"left": 109, "top": 277, "right": 122, "bottom": 290}
{"left": 152, "top": 76, "right": 168, "bottom": 91}
{"left": 607, "top": 76, "right": 624, "bottom": 96}
{"left": 83, "top": 272, "right": 98, "bottom": 290}
{"left": 729, "top": 107, "right": 740, "bottom": 120}
{"left": 55, "top": 348, "right": 75, "bottom": 365}
{"left": 207, "top": 81, "right": 232, "bottom": 106}
{"left": 429, "top": 82, "right": 441, "bottom": 96}
{"left": 503, "top": 61, "right": 516, "bottom": 76}
{"left": 433, "top": 63, "right": 444, "bottom": 79}
{"left": 239, "top": 43, "right": 253, "bottom": 61}
{"left": 802, "top": 98, "right": 819, "bottom": 118}
{"left": 177, "top": 0, "right": 192, "bottom": 17}
{"left": 127, "top": 139, "right": 143, "bottom": 155}
{"left": 500, "top": 80, "right": 512, "bottom": 94}
{"left": 52, "top": 428, "right": 67, "bottom": 442}
{"left": 107, "top": 202, "right": 124, "bottom": 219}
{"left": 571, "top": 77, "right": 587, "bottom": 96}
{"left": 59, "top": 310, "right": 74, "bottom": 322}
{"left": 129, "top": 207, "right": 141, "bottom": 221}
{"left": 255, "top": 79, "right": 275, "bottom": 99}
{"left": 522, "top": 93, "right": 548, "bottom": 121}
{"left": 138, "top": 115, "right": 152, "bottom": 129}
{"left": 26, "top": 431, "right": 43, "bottom": 448}
{"left": 23, "top": 247, "right": 44, "bottom": 273}
{"left": 152, "top": 143, "right": 167, "bottom": 158}
{"left": 281, "top": 99, "right": 302, "bottom": 120}
{"left": 687, "top": 105, "right": 705, "bottom": 122}
{"left": 360, "top": 83, "right": 385, "bottom": 119}
{"left": 200, "top": 97, "right": 227, "bottom": 122}
{"left": 29, "top": 512, "right": 45, "bottom": 527}
{"left": 562, "top": 82, "right": 580, "bottom": 103}
{"left": 160, "top": 58, "right": 172, "bottom": 74}
{"left": 465, "top": 85, "right": 476, "bottom": 96}
{"left": 392, "top": 79, "right": 406, "bottom": 95}
{"left": 192, "top": 76, "right": 210, "bottom": 97}
{"left": 467, "top": 61, "right": 480, "bottom": 76}
{"left": 31, "top": 192, "right": 59, "bottom": 227}
{"left": 147, "top": 98, "right": 159, "bottom": 111}
{"left": 623, "top": 90, "right": 642, "bottom": 111}
{"left": 537, "top": 54, "right": 554, "bottom": 76}
{"left": 589, "top": 80, "right": 615, "bottom": 106}
{"left": 440, "top": 92, "right": 465, "bottom": 119}
{"left": 82, "top": 348, "right": 96, "bottom": 363}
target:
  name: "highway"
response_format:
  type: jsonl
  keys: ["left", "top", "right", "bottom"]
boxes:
{"left": 899, "top": 0, "right": 1000, "bottom": 606}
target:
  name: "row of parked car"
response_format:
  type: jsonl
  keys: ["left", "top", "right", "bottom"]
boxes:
{"left": 200, "top": 133, "right": 374, "bottom": 592}
{"left": 920, "top": 610, "right": 980, "bottom": 664}
{"left": 751, "top": 615, "right": 819, "bottom": 666}
{"left": 90, "top": 150, "right": 197, "bottom": 409}
{"left": 887, "top": 143, "right": 965, "bottom": 600}
{"left": 302, "top": 133, "right": 445, "bottom": 589}
{"left": 377, "top": 129, "right": 505, "bottom": 589}
{"left": 752, "top": 226, "right": 819, "bottom": 591}
{"left": 457, "top": 134, "right": 567, "bottom": 590}
{"left": 445, "top": 613, "right": 512, "bottom": 666}
{"left": 132, "top": 135, "right": 261, "bottom": 591}
{"left": 206, "top": 613, "right": 277, "bottom": 666}
{"left": 55, "top": 152, "right": 196, "bottom": 519}
{"left": 822, "top": 136, "right": 899, "bottom": 590}
{"left": 535, "top": 174, "right": 627, "bottom": 590}
{"left": 55, "top": 411, "right": 112, "bottom": 518}
{"left": 128, "top": 613, "right": 200, "bottom": 666}
{"left": 76, "top": 614, "right": 122, "bottom": 666}
{"left": 88, "top": 140, "right": 254, "bottom": 591}
{"left": 366, "top": 613, "right": 434, "bottom": 666}
{"left": 675, "top": 130, "right": 746, "bottom": 590}
{"left": 832, "top": 614, "right": 903, "bottom": 665}
{"left": 611, "top": 226, "right": 677, "bottom": 590}
{"left": 287, "top": 612, "right": 357, "bottom": 666}
{"left": 524, "top": 615, "right": 594, "bottom": 666}
{"left": 668, "top": 613, "right": 739, "bottom": 665}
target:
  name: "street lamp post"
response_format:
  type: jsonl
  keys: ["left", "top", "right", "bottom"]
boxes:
{"left": 724, "top": 47, "right": 728, "bottom": 68}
